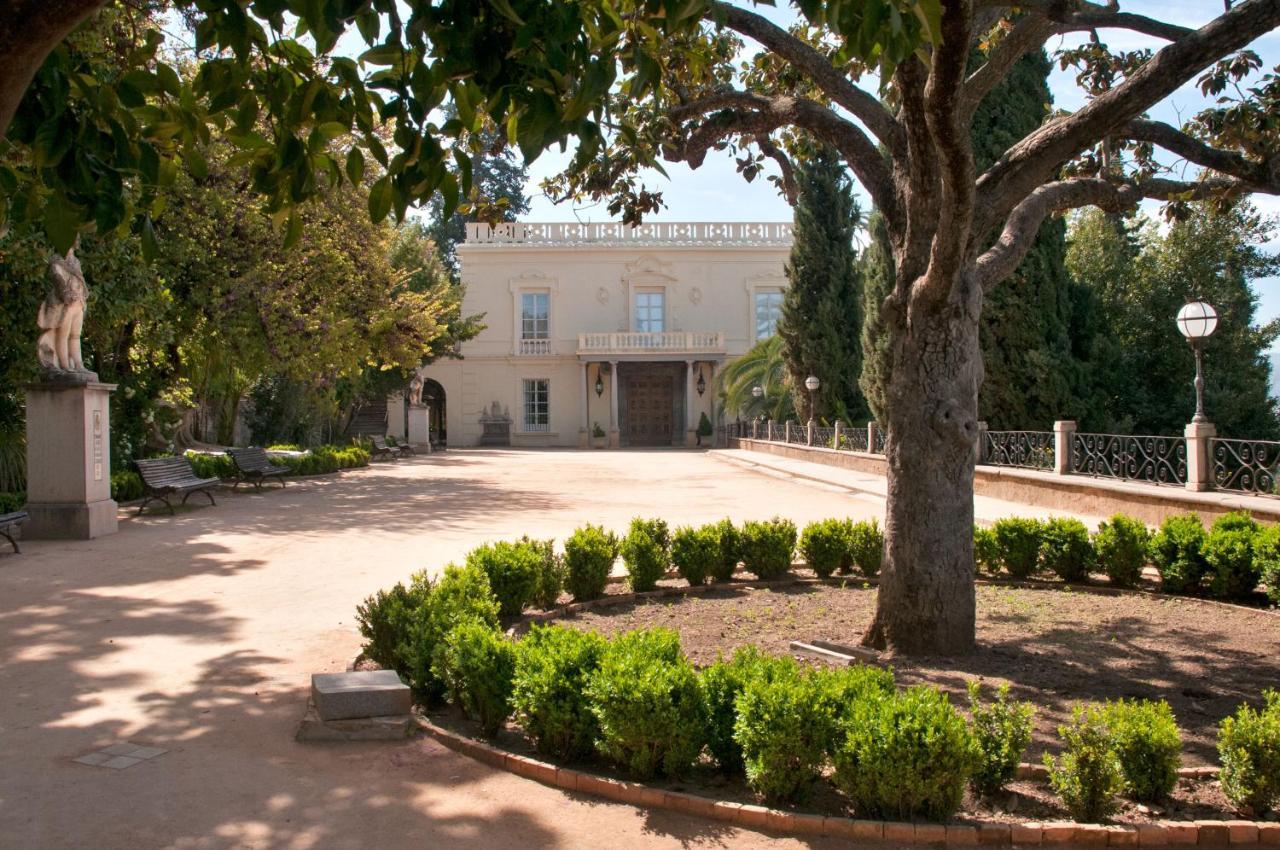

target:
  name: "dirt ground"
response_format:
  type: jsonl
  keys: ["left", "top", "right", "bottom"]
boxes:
{"left": 558, "top": 582, "right": 1280, "bottom": 765}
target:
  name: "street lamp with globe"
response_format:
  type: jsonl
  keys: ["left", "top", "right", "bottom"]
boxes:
{"left": 804, "top": 375, "right": 820, "bottom": 424}
{"left": 1176, "top": 301, "right": 1219, "bottom": 424}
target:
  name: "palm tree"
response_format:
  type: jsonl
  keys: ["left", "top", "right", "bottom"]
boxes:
{"left": 716, "top": 335, "right": 795, "bottom": 422}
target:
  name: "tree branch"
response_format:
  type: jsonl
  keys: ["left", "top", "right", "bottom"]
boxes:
{"left": 707, "top": 0, "right": 905, "bottom": 157}
{"left": 975, "top": 0, "right": 1280, "bottom": 234}
{"left": 961, "top": 14, "right": 1057, "bottom": 120}
{"left": 666, "top": 90, "right": 898, "bottom": 223}
{"left": 1121, "top": 118, "right": 1280, "bottom": 190}
{"left": 753, "top": 134, "right": 798, "bottom": 203}
{"left": 0, "top": 0, "right": 107, "bottom": 135}
{"left": 976, "top": 0, "right": 1193, "bottom": 41}
{"left": 974, "top": 174, "right": 1252, "bottom": 289}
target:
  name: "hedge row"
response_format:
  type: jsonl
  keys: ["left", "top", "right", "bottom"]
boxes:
{"left": 182, "top": 444, "right": 370, "bottom": 480}
{"left": 356, "top": 572, "right": 1280, "bottom": 820}
{"left": 976, "top": 512, "right": 1280, "bottom": 603}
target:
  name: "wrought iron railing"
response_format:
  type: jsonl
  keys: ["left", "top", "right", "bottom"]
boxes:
{"left": 985, "top": 430, "right": 1055, "bottom": 470}
{"left": 840, "top": 427, "right": 870, "bottom": 452}
{"left": 1070, "top": 432, "right": 1187, "bottom": 485}
{"left": 1212, "top": 438, "right": 1280, "bottom": 497}
{"left": 813, "top": 426, "right": 836, "bottom": 447}
{"left": 785, "top": 422, "right": 807, "bottom": 444}
{"left": 870, "top": 429, "right": 887, "bottom": 455}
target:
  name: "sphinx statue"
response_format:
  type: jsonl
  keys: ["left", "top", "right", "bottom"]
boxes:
{"left": 37, "top": 245, "right": 94, "bottom": 379}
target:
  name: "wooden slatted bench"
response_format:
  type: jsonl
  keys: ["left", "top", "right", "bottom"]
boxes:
{"left": 134, "top": 457, "right": 220, "bottom": 516}
{"left": 228, "top": 447, "right": 288, "bottom": 491}
{"left": 0, "top": 511, "right": 27, "bottom": 554}
{"left": 370, "top": 437, "right": 401, "bottom": 461}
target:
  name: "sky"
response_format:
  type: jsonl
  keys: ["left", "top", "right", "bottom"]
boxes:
{"left": 514, "top": 2, "right": 1280, "bottom": 344}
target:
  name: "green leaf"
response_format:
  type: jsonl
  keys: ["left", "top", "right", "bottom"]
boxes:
{"left": 44, "top": 194, "right": 83, "bottom": 253}
{"left": 359, "top": 44, "right": 403, "bottom": 66}
{"left": 140, "top": 215, "right": 157, "bottom": 262}
{"left": 283, "top": 211, "right": 303, "bottom": 248}
{"left": 368, "top": 176, "right": 393, "bottom": 223}
{"left": 487, "top": 0, "right": 526, "bottom": 25}
{"left": 346, "top": 147, "right": 365, "bottom": 183}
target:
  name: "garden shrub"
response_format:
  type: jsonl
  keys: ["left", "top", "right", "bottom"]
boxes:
{"left": 848, "top": 519, "right": 884, "bottom": 577}
{"left": 671, "top": 524, "right": 720, "bottom": 586}
{"left": 110, "top": 470, "right": 143, "bottom": 502}
{"left": 410, "top": 564, "right": 500, "bottom": 703}
{"left": 0, "top": 491, "right": 23, "bottom": 513}
{"left": 967, "top": 681, "right": 1035, "bottom": 797}
{"left": 521, "top": 536, "right": 565, "bottom": 609}
{"left": 1103, "top": 698, "right": 1182, "bottom": 802}
{"left": 1218, "top": 690, "right": 1280, "bottom": 814}
{"left": 700, "top": 646, "right": 786, "bottom": 773}
{"left": 810, "top": 663, "right": 896, "bottom": 746}
{"left": 1044, "top": 704, "right": 1124, "bottom": 822}
{"left": 709, "top": 518, "right": 742, "bottom": 582}
{"left": 465, "top": 540, "right": 542, "bottom": 618}
{"left": 1039, "top": 518, "right": 1095, "bottom": 582}
{"left": 1204, "top": 511, "right": 1262, "bottom": 600}
{"left": 185, "top": 451, "right": 236, "bottom": 479}
{"left": 798, "top": 518, "right": 852, "bottom": 578}
{"left": 831, "top": 686, "right": 979, "bottom": 821}
{"left": 563, "top": 524, "right": 619, "bottom": 601}
{"left": 278, "top": 444, "right": 370, "bottom": 474}
{"left": 436, "top": 620, "right": 515, "bottom": 737}
{"left": 973, "top": 526, "right": 1000, "bottom": 575}
{"left": 992, "top": 518, "right": 1043, "bottom": 578}
{"left": 512, "top": 625, "right": 607, "bottom": 760}
{"left": 620, "top": 517, "right": 671, "bottom": 592}
{"left": 740, "top": 517, "right": 797, "bottom": 579}
{"left": 1258, "top": 524, "right": 1280, "bottom": 606}
{"left": 1149, "top": 514, "right": 1209, "bottom": 594}
{"left": 585, "top": 628, "right": 705, "bottom": 779}
{"left": 355, "top": 575, "right": 432, "bottom": 674}
{"left": 734, "top": 661, "right": 832, "bottom": 801}
{"left": 1094, "top": 515, "right": 1150, "bottom": 588}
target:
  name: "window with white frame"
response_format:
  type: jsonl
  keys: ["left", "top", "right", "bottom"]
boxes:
{"left": 520, "top": 292, "right": 550, "bottom": 339}
{"left": 522, "top": 379, "right": 550, "bottom": 431}
{"left": 634, "top": 290, "right": 665, "bottom": 333}
{"left": 754, "top": 289, "right": 784, "bottom": 339}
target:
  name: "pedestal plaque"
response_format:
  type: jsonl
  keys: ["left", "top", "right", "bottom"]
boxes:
{"left": 406, "top": 404, "right": 431, "bottom": 452}
{"left": 24, "top": 379, "right": 119, "bottom": 539}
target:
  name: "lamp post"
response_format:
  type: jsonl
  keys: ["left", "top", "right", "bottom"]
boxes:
{"left": 804, "top": 375, "right": 820, "bottom": 425}
{"left": 1176, "top": 301, "right": 1219, "bottom": 424}
{"left": 751, "top": 385, "right": 764, "bottom": 439}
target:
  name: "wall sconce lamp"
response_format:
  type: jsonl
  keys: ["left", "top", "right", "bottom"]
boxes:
{"left": 696, "top": 367, "right": 707, "bottom": 396}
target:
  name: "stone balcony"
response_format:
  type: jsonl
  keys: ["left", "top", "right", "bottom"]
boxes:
{"left": 464, "top": 221, "right": 792, "bottom": 247}
{"left": 577, "top": 331, "right": 725, "bottom": 357}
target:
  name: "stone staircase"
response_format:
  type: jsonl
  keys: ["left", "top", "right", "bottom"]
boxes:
{"left": 345, "top": 399, "right": 388, "bottom": 439}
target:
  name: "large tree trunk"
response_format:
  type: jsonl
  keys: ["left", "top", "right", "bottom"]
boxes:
{"left": 0, "top": 0, "right": 106, "bottom": 136}
{"left": 863, "top": 267, "right": 983, "bottom": 655}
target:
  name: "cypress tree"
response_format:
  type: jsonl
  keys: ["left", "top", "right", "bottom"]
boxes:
{"left": 970, "top": 49, "right": 1101, "bottom": 430}
{"left": 777, "top": 146, "right": 869, "bottom": 423}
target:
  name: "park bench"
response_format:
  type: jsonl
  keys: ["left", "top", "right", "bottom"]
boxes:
{"left": 134, "top": 457, "right": 220, "bottom": 516}
{"left": 0, "top": 511, "right": 27, "bottom": 554}
{"left": 369, "top": 437, "right": 401, "bottom": 461}
{"left": 228, "top": 447, "right": 288, "bottom": 491}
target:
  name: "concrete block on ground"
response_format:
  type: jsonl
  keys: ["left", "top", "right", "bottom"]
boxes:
{"left": 295, "top": 698, "right": 417, "bottom": 742}
{"left": 310, "top": 670, "right": 410, "bottom": 721}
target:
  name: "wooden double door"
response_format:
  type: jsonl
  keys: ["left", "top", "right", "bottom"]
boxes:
{"left": 623, "top": 364, "right": 677, "bottom": 446}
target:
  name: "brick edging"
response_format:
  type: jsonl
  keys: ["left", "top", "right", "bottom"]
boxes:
{"left": 416, "top": 715, "right": 1277, "bottom": 846}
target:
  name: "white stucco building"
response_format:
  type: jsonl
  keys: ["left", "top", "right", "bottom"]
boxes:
{"left": 411, "top": 221, "right": 793, "bottom": 448}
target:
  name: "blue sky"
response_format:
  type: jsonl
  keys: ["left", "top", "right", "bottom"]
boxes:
{"left": 517, "top": 2, "right": 1280, "bottom": 340}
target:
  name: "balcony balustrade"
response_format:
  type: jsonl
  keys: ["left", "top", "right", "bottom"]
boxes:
{"left": 576, "top": 331, "right": 725, "bottom": 355}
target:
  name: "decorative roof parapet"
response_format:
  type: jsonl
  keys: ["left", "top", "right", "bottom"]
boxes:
{"left": 463, "top": 221, "right": 793, "bottom": 247}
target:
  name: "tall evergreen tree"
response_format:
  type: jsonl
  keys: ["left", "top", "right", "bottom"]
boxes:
{"left": 777, "top": 146, "right": 867, "bottom": 423}
{"left": 1068, "top": 204, "right": 1280, "bottom": 439}
{"left": 970, "top": 50, "right": 1099, "bottom": 430}
{"left": 426, "top": 110, "right": 531, "bottom": 280}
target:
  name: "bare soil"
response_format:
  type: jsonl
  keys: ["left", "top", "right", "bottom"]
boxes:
{"left": 553, "top": 581, "right": 1280, "bottom": 766}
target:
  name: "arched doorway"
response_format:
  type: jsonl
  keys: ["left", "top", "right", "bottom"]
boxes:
{"left": 422, "top": 379, "right": 446, "bottom": 447}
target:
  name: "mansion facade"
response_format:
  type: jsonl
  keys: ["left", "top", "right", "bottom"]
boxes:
{"left": 405, "top": 221, "right": 793, "bottom": 448}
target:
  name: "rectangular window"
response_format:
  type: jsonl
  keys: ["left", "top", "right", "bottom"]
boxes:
{"left": 635, "top": 290, "right": 665, "bottom": 332}
{"left": 523, "top": 379, "right": 550, "bottom": 431}
{"left": 521, "top": 292, "right": 550, "bottom": 340}
{"left": 754, "top": 290, "right": 784, "bottom": 339}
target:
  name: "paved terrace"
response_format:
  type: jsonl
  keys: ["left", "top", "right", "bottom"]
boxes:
{"left": 1, "top": 449, "right": 1113, "bottom": 849}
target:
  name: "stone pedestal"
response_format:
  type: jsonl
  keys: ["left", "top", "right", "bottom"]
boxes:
{"left": 1053, "top": 420, "right": 1077, "bottom": 475}
{"left": 406, "top": 404, "right": 431, "bottom": 452}
{"left": 1185, "top": 421, "right": 1217, "bottom": 492}
{"left": 24, "top": 379, "right": 118, "bottom": 539}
